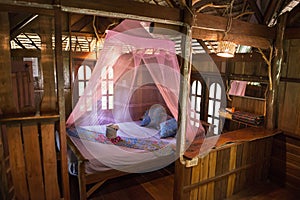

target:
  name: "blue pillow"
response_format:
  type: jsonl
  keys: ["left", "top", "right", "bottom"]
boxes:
{"left": 159, "top": 118, "right": 178, "bottom": 138}
{"left": 141, "top": 110, "right": 151, "bottom": 126}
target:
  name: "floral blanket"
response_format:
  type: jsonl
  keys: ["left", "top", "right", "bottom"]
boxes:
{"left": 67, "top": 126, "right": 170, "bottom": 152}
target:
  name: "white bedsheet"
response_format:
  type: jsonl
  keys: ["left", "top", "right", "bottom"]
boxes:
{"left": 68, "top": 121, "right": 177, "bottom": 174}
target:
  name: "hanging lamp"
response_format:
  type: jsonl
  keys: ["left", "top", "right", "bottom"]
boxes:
{"left": 216, "top": 0, "right": 237, "bottom": 58}
{"left": 216, "top": 40, "right": 237, "bottom": 58}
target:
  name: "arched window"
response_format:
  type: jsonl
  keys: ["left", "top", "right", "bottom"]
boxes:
{"left": 208, "top": 82, "right": 221, "bottom": 134}
{"left": 78, "top": 64, "right": 92, "bottom": 97}
{"left": 77, "top": 64, "right": 92, "bottom": 111}
{"left": 190, "top": 80, "right": 202, "bottom": 127}
{"left": 101, "top": 67, "right": 114, "bottom": 110}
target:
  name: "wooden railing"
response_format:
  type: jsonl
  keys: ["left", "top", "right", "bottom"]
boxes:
{"left": 174, "top": 127, "right": 280, "bottom": 200}
{"left": 0, "top": 115, "right": 61, "bottom": 200}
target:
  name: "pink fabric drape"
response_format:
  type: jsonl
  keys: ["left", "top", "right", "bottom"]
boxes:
{"left": 228, "top": 80, "right": 247, "bottom": 96}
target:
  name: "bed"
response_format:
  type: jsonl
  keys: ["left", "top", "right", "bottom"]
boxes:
{"left": 67, "top": 119, "right": 177, "bottom": 199}
{"left": 65, "top": 19, "right": 196, "bottom": 199}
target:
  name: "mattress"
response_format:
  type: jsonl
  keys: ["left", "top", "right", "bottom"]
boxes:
{"left": 67, "top": 121, "right": 177, "bottom": 174}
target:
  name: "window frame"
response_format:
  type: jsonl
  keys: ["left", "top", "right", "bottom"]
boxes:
{"left": 72, "top": 59, "right": 96, "bottom": 108}
{"left": 190, "top": 74, "right": 225, "bottom": 135}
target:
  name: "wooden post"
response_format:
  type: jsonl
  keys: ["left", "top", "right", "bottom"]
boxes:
{"left": 39, "top": 15, "right": 57, "bottom": 114}
{"left": 174, "top": 1, "right": 193, "bottom": 199}
{"left": 54, "top": 4, "right": 70, "bottom": 200}
{"left": 266, "top": 14, "right": 287, "bottom": 129}
{"left": 0, "top": 12, "right": 17, "bottom": 114}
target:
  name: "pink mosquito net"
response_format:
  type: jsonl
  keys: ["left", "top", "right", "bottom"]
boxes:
{"left": 66, "top": 20, "right": 204, "bottom": 172}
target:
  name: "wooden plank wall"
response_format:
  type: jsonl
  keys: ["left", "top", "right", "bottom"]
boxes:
{"left": 278, "top": 39, "right": 300, "bottom": 134}
{"left": 270, "top": 133, "right": 300, "bottom": 193}
{"left": 271, "top": 39, "right": 300, "bottom": 192}
{"left": 175, "top": 136, "right": 273, "bottom": 200}
{"left": 11, "top": 61, "right": 35, "bottom": 113}
{"left": 0, "top": 126, "right": 15, "bottom": 199}
{"left": 226, "top": 60, "right": 268, "bottom": 116}
{"left": 231, "top": 96, "right": 266, "bottom": 115}
{"left": 3, "top": 120, "right": 60, "bottom": 200}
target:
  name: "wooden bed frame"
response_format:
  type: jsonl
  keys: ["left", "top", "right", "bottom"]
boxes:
{"left": 66, "top": 122, "right": 211, "bottom": 199}
{"left": 67, "top": 135, "right": 128, "bottom": 199}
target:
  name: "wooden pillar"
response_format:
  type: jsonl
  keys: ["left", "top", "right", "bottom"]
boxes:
{"left": 174, "top": 1, "right": 193, "bottom": 199}
{"left": 266, "top": 14, "right": 287, "bottom": 129}
{"left": 0, "top": 12, "right": 17, "bottom": 114}
{"left": 54, "top": 5, "right": 70, "bottom": 200}
{"left": 39, "top": 15, "right": 57, "bottom": 114}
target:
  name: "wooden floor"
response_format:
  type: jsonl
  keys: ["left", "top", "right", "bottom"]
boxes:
{"left": 226, "top": 182, "right": 299, "bottom": 200}
{"left": 70, "top": 164, "right": 175, "bottom": 200}
{"left": 70, "top": 164, "right": 299, "bottom": 200}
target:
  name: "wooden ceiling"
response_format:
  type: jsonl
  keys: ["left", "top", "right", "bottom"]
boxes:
{"left": 2, "top": 0, "right": 300, "bottom": 55}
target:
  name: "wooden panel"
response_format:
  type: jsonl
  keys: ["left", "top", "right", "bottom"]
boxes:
{"left": 11, "top": 61, "right": 36, "bottom": 114}
{"left": 287, "top": 40, "right": 300, "bottom": 79}
{"left": 178, "top": 134, "right": 275, "bottom": 200}
{"left": 0, "top": 12, "right": 17, "bottom": 114}
{"left": 206, "top": 151, "right": 217, "bottom": 200}
{"left": 231, "top": 95, "right": 266, "bottom": 115}
{"left": 233, "top": 144, "right": 243, "bottom": 193}
{"left": 22, "top": 123, "right": 45, "bottom": 200}
{"left": 41, "top": 122, "right": 60, "bottom": 200}
{"left": 279, "top": 83, "right": 300, "bottom": 133}
{"left": 199, "top": 155, "right": 209, "bottom": 200}
{"left": 6, "top": 124, "right": 29, "bottom": 200}
{"left": 0, "top": 125, "right": 7, "bottom": 200}
{"left": 226, "top": 146, "right": 237, "bottom": 197}
{"left": 190, "top": 158, "right": 201, "bottom": 200}
{"left": 214, "top": 148, "right": 230, "bottom": 200}
{"left": 1, "top": 125, "right": 16, "bottom": 199}
{"left": 39, "top": 15, "right": 57, "bottom": 113}
{"left": 270, "top": 133, "right": 300, "bottom": 192}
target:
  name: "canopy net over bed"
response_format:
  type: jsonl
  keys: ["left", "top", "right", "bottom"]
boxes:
{"left": 66, "top": 20, "right": 204, "bottom": 173}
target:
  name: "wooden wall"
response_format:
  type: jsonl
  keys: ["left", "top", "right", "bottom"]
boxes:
{"left": 174, "top": 133, "right": 274, "bottom": 200}
{"left": 0, "top": 11, "right": 70, "bottom": 199}
{"left": 230, "top": 96, "right": 266, "bottom": 116}
{"left": 270, "top": 39, "right": 300, "bottom": 192}
{"left": 270, "top": 133, "right": 300, "bottom": 193}
{"left": 0, "top": 118, "right": 61, "bottom": 200}
{"left": 278, "top": 39, "right": 300, "bottom": 134}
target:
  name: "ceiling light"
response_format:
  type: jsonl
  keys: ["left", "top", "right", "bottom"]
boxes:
{"left": 216, "top": 41, "right": 237, "bottom": 58}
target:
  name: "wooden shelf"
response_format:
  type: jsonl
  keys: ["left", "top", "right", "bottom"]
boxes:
{"left": 0, "top": 115, "right": 60, "bottom": 124}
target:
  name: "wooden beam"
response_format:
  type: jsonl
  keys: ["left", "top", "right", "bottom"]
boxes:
{"left": 10, "top": 14, "right": 39, "bottom": 39}
{"left": 263, "top": 0, "right": 285, "bottom": 26}
{"left": 193, "top": 13, "right": 275, "bottom": 39}
{"left": 0, "top": 1, "right": 53, "bottom": 15}
{"left": 54, "top": 6, "right": 70, "bottom": 200}
{"left": 39, "top": 15, "right": 57, "bottom": 114}
{"left": 192, "top": 28, "right": 271, "bottom": 49}
{"left": 71, "top": 15, "right": 93, "bottom": 32}
{"left": 192, "top": 13, "right": 275, "bottom": 49}
{"left": 61, "top": 0, "right": 183, "bottom": 26}
{"left": 193, "top": 52, "right": 264, "bottom": 62}
{"left": 11, "top": 49, "right": 41, "bottom": 57}
{"left": 246, "top": 0, "right": 263, "bottom": 24}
